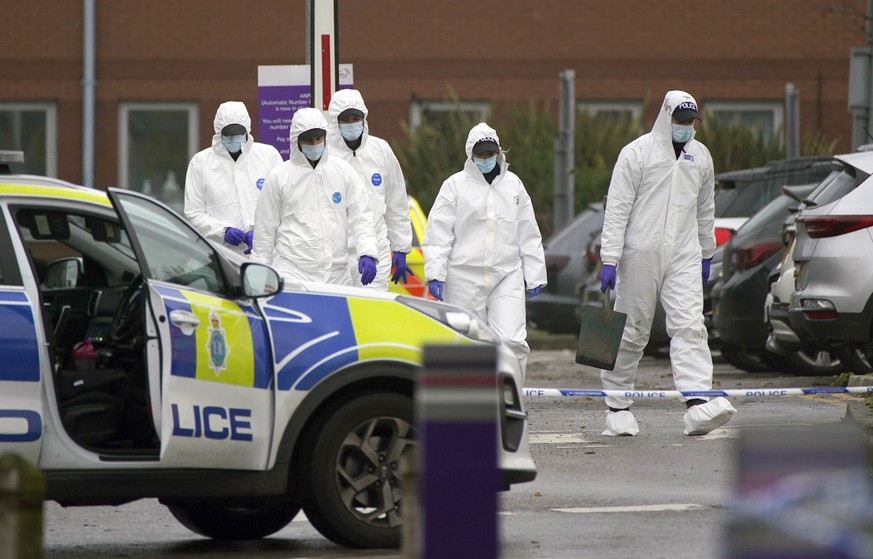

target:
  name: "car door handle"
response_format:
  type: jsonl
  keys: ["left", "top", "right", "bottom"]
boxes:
{"left": 169, "top": 310, "right": 200, "bottom": 336}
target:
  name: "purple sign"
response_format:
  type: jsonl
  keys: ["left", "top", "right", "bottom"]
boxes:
{"left": 257, "top": 65, "right": 353, "bottom": 160}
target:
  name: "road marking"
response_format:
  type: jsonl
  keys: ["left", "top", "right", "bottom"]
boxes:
{"left": 551, "top": 503, "right": 705, "bottom": 514}
{"left": 528, "top": 433, "right": 590, "bottom": 444}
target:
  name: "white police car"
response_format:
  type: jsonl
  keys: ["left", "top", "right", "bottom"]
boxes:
{"left": 0, "top": 165, "right": 535, "bottom": 548}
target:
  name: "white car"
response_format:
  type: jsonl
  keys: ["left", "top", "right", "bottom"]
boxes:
{"left": 0, "top": 167, "right": 535, "bottom": 549}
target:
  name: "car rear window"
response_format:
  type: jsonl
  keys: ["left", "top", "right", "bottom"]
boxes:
{"left": 804, "top": 165, "right": 869, "bottom": 207}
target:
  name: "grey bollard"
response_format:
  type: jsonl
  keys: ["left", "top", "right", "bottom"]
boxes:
{"left": 0, "top": 453, "right": 45, "bottom": 559}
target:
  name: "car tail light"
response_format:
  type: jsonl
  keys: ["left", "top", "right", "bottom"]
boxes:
{"left": 714, "top": 227, "right": 733, "bottom": 247}
{"left": 545, "top": 254, "right": 570, "bottom": 274}
{"left": 801, "top": 299, "right": 837, "bottom": 320}
{"left": 732, "top": 239, "right": 783, "bottom": 271}
{"left": 797, "top": 215, "right": 873, "bottom": 238}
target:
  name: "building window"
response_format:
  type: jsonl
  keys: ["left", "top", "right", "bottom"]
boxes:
{"left": 409, "top": 100, "right": 489, "bottom": 132}
{"left": 0, "top": 102, "right": 57, "bottom": 176}
{"left": 118, "top": 103, "right": 198, "bottom": 213}
{"left": 704, "top": 101, "right": 783, "bottom": 139}
{"left": 577, "top": 101, "right": 642, "bottom": 123}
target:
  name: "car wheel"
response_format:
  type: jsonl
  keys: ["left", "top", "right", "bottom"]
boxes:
{"left": 837, "top": 347, "right": 873, "bottom": 374}
{"left": 300, "top": 391, "right": 415, "bottom": 549}
{"left": 779, "top": 350, "right": 846, "bottom": 376}
{"left": 166, "top": 498, "right": 299, "bottom": 540}
{"left": 719, "top": 344, "right": 775, "bottom": 373}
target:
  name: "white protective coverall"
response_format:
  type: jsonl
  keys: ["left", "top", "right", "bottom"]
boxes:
{"left": 250, "top": 108, "right": 379, "bottom": 285}
{"left": 599, "top": 90, "right": 717, "bottom": 412}
{"left": 184, "top": 101, "right": 283, "bottom": 256}
{"left": 327, "top": 89, "right": 412, "bottom": 290}
{"left": 423, "top": 123, "right": 547, "bottom": 373}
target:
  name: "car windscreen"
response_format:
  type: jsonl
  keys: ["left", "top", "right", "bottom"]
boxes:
{"left": 714, "top": 182, "right": 784, "bottom": 218}
{"left": 545, "top": 209, "right": 604, "bottom": 255}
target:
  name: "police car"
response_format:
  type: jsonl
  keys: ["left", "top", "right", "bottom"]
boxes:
{"left": 0, "top": 162, "right": 535, "bottom": 548}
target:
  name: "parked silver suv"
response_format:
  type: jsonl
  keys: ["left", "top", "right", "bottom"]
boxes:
{"left": 788, "top": 149, "right": 873, "bottom": 371}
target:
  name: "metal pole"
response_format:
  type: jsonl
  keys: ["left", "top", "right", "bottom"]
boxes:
{"left": 785, "top": 83, "right": 799, "bottom": 158}
{"left": 553, "top": 70, "right": 575, "bottom": 233}
{"left": 866, "top": 0, "right": 873, "bottom": 146}
{"left": 82, "top": 0, "right": 95, "bottom": 186}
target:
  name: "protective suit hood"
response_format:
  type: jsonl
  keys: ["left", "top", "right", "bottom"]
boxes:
{"left": 464, "top": 122, "right": 502, "bottom": 159}
{"left": 211, "top": 102, "right": 253, "bottom": 152}
{"left": 289, "top": 108, "right": 330, "bottom": 164}
{"left": 327, "top": 89, "right": 370, "bottom": 148}
{"left": 653, "top": 90, "right": 699, "bottom": 143}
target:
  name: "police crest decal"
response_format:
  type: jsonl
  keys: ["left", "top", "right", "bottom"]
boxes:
{"left": 206, "top": 310, "right": 229, "bottom": 376}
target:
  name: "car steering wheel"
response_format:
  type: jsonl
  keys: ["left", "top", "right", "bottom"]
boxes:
{"left": 110, "top": 275, "right": 145, "bottom": 344}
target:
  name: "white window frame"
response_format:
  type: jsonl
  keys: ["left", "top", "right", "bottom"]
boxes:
{"left": 117, "top": 102, "right": 199, "bottom": 188}
{"left": 577, "top": 101, "right": 643, "bottom": 121}
{"left": 409, "top": 100, "right": 489, "bottom": 131}
{"left": 704, "top": 101, "right": 784, "bottom": 136}
{"left": 0, "top": 101, "right": 58, "bottom": 177}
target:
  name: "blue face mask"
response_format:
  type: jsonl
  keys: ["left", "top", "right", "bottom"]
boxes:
{"left": 222, "top": 134, "right": 246, "bottom": 154}
{"left": 301, "top": 142, "right": 325, "bottom": 161}
{"left": 339, "top": 122, "right": 364, "bottom": 142}
{"left": 474, "top": 155, "right": 497, "bottom": 174}
{"left": 671, "top": 124, "right": 694, "bottom": 143}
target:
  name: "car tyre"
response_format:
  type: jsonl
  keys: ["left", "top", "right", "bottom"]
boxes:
{"left": 778, "top": 349, "right": 846, "bottom": 376}
{"left": 719, "top": 344, "right": 775, "bottom": 373}
{"left": 837, "top": 347, "right": 873, "bottom": 374}
{"left": 300, "top": 391, "right": 415, "bottom": 549}
{"left": 166, "top": 498, "right": 299, "bottom": 540}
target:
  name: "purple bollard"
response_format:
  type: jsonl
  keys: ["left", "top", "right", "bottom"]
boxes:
{"left": 418, "top": 344, "right": 499, "bottom": 559}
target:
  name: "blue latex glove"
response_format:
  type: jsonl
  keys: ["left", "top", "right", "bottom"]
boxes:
{"left": 224, "top": 227, "right": 246, "bottom": 246}
{"left": 527, "top": 285, "right": 543, "bottom": 298}
{"left": 244, "top": 229, "right": 254, "bottom": 255}
{"left": 702, "top": 258, "right": 712, "bottom": 286}
{"left": 390, "top": 251, "right": 415, "bottom": 284}
{"left": 358, "top": 256, "right": 377, "bottom": 285}
{"left": 599, "top": 264, "right": 616, "bottom": 293}
{"left": 428, "top": 280, "right": 444, "bottom": 301}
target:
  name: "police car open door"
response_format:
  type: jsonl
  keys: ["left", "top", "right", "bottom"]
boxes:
{"left": 108, "top": 190, "right": 273, "bottom": 470}
{"left": 0, "top": 221, "right": 44, "bottom": 464}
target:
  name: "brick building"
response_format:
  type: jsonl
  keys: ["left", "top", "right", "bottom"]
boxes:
{"left": 0, "top": 0, "right": 867, "bottom": 208}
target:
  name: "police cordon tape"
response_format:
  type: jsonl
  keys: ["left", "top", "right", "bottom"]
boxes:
{"left": 522, "top": 386, "right": 873, "bottom": 398}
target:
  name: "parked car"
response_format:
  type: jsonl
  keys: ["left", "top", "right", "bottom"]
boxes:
{"left": 788, "top": 149, "right": 873, "bottom": 372}
{"left": 527, "top": 202, "right": 604, "bottom": 333}
{"left": 712, "top": 156, "right": 833, "bottom": 247}
{"left": 0, "top": 164, "right": 535, "bottom": 549}
{"left": 714, "top": 182, "right": 845, "bottom": 375}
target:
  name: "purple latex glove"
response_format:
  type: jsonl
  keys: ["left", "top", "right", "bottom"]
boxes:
{"left": 702, "top": 258, "right": 712, "bottom": 286}
{"left": 390, "top": 251, "right": 415, "bottom": 284}
{"left": 527, "top": 285, "right": 543, "bottom": 298}
{"left": 244, "top": 229, "right": 254, "bottom": 255}
{"left": 428, "top": 280, "right": 444, "bottom": 301}
{"left": 599, "top": 264, "right": 616, "bottom": 293}
{"left": 224, "top": 227, "right": 246, "bottom": 246}
{"left": 358, "top": 256, "right": 377, "bottom": 285}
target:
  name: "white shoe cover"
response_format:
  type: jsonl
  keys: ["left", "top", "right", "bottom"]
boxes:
{"left": 602, "top": 410, "right": 639, "bottom": 436}
{"left": 683, "top": 397, "right": 737, "bottom": 436}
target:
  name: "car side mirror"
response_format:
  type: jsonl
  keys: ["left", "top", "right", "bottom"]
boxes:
{"left": 240, "top": 263, "right": 283, "bottom": 298}
{"left": 45, "top": 258, "right": 82, "bottom": 288}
